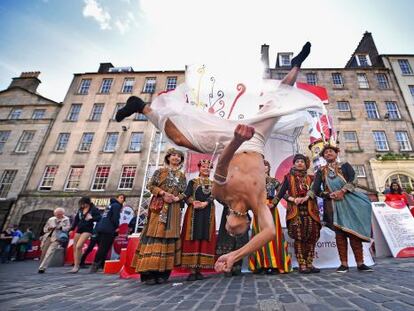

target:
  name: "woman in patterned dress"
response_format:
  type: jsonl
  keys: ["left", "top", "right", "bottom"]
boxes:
{"left": 131, "top": 148, "right": 187, "bottom": 285}
{"left": 181, "top": 159, "right": 216, "bottom": 281}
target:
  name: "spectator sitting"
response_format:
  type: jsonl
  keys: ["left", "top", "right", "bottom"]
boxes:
{"left": 16, "top": 227, "right": 34, "bottom": 261}
{"left": 38, "top": 208, "right": 71, "bottom": 273}
{"left": 10, "top": 225, "right": 23, "bottom": 261}
{"left": 0, "top": 226, "right": 13, "bottom": 263}
{"left": 384, "top": 182, "right": 408, "bottom": 206}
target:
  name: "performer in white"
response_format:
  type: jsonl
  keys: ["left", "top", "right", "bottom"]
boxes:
{"left": 117, "top": 42, "right": 324, "bottom": 273}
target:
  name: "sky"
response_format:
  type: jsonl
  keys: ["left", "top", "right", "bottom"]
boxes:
{"left": 0, "top": 0, "right": 413, "bottom": 102}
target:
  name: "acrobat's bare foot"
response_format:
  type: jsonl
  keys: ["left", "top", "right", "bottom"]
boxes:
{"left": 234, "top": 124, "right": 255, "bottom": 143}
{"left": 116, "top": 96, "right": 146, "bottom": 122}
{"left": 291, "top": 42, "right": 311, "bottom": 68}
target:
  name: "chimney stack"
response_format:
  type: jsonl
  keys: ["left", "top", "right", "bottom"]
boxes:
{"left": 260, "top": 44, "right": 270, "bottom": 69}
{"left": 8, "top": 71, "right": 41, "bottom": 93}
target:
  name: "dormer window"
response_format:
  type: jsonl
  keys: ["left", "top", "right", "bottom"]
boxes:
{"left": 356, "top": 54, "right": 371, "bottom": 67}
{"left": 279, "top": 54, "right": 292, "bottom": 67}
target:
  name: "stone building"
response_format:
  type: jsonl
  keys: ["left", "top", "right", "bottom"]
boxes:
{"left": 262, "top": 32, "right": 414, "bottom": 194}
{"left": 0, "top": 72, "right": 61, "bottom": 231}
{"left": 11, "top": 64, "right": 184, "bottom": 234}
{"left": 373, "top": 54, "right": 414, "bottom": 193}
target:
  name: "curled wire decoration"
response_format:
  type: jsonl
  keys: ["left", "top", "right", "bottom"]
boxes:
{"left": 209, "top": 90, "right": 225, "bottom": 114}
{"left": 196, "top": 65, "right": 206, "bottom": 108}
{"left": 219, "top": 111, "right": 225, "bottom": 118}
{"left": 227, "top": 83, "right": 246, "bottom": 120}
{"left": 238, "top": 114, "right": 245, "bottom": 120}
{"left": 209, "top": 99, "right": 225, "bottom": 115}
{"left": 208, "top": 76, "right": 216, "bottom": 108}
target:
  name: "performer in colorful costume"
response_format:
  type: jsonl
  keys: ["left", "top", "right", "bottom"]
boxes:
{"left": 131, "top": 148, "right": 187, "bottom": 285}
{"left": 311, "top": 145, "right": 373, "bottom": 273}
{"left": 181, "top": 159, "right": 216, "bottom": 281}
{"left": 275, "top": 154, "right": 321, "bottom": 273}
{"left": 249, "top": 160, "right": 291, "bottom": 274}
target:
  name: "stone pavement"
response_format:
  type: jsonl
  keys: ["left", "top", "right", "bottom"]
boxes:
{"left": 1, "top": 258, "right": 414, "bottom": 311}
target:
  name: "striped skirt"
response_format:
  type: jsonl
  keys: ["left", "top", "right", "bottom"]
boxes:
{"left": 248, "top": 206, "right": 292, "bottom": 273}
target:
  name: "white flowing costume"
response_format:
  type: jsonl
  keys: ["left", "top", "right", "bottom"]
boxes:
{"left": 146, "top": 80, "right": 324, "bottom": 155}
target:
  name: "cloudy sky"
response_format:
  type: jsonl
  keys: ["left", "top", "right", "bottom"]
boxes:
{"left": 0, "top": 0, "right": 413, "bottom": 102}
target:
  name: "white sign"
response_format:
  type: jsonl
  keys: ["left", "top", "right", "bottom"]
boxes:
{"left": 119, "top": 205, "right": 134, "bottom": 225}
{"left": 372, "top": 201, "right": 414, "bottom": 258}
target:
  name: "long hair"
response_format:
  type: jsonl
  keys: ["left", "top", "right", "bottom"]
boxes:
{"left": 389, "top": 181, "right": 403, "bottom": 194}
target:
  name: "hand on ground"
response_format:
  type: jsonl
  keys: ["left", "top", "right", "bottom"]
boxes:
{"left": 215, "top": 253, "right": 236, "bottom": 273}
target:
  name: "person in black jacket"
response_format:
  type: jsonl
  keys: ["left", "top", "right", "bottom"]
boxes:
{"left": 90, "top": 194, "right": 125, "bottom": 273}
{"left": 69, "top": 197, "right": 101, "bottom": 273}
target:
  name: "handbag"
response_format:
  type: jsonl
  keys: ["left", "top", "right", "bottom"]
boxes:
{"left": 149, "top": 195, "right": 165, "bottom": 212}
{"left": 57, "top": 231, "right": 69, "bottom": 244}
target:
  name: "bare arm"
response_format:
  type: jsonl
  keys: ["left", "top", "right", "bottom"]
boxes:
{"left": 233, "top": 205, "right": 275, "bottom": 262}
{"left": 215, "top": 203, "right": 275, "bottom": 272}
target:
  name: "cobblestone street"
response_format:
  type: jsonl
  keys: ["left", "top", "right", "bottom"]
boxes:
{"left": 1, "top": 258, "right": 414, "bottom": 311}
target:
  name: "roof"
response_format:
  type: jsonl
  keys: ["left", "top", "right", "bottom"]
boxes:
{"left": 0, "top": 86, "right": 61, "bottom": 106}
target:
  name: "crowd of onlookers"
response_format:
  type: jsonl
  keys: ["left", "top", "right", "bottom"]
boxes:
{"left": 0, "top": 224, "right": 34, "bottom": 263}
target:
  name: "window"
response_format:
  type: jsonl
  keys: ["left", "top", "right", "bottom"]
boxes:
{"left": 343, "top": 131, "right": 359, "bottom": 151}
{"left": 39, "top": 166, "right": 58, "bottom": 191}
{"left": 166, "top": 77, "right": 177, "bottom": 91}
{"left": 152, "top": 132, "right": 166, "bottom": 152}
{"left": 100, "top": 79, "right": 113, "bottom": 93}
{"left": 0, "top": 131, "right": 11, "bottom": 153}
{"left": 67, "top": 104, "right": 82, "bottom": 121}
{"left": 129, "top": 132, "right": 144, "bottom": 152}
{"left": 365, "top": 101, "right": 380, "bottom": 119}
{"left": 78, "top": 79, "right": 91, "bottom": 94}
{"left": 118, "top": 166, "right": 137, "bottom": 190}
{"left": 376, "top": 73, "right": 390, "bottom": 89}
{"left": 55, "top": 133, "right": 70, "bottom": 152}
{"left": 15, "top": 131, "right": 35, "bottom": 153}
{"left": 134, "top": 113, "right": 148, "bottom": 121}
{"left": 385, "top": 102, "right": 401, "bottom": 120}
{"left": 103, "top": 133, "right": 119, "bottom": 152}
{"left": 91, "top": 166, "right": 110, "bottom": 190}
{"left": 8, "top": 108, "right": 22, "bottom": 120}
{"left": 122, "top": 78, "right": 135, "bottom": 93}
{"left": 386, "top": 174, "right": 414, "bottom": 192}
{"left": 357, "top": 73, "right": 369, "bottom": 89}
{"left": 395, "top": 131, "right": 412, "bottom": 151}
{"left": 79, "top": 133, "right": 94, "bottom": 151}
{"left": 113, "top": 103, "right": 125, "bottom": 120}
{"left": 280, "top": 54, "right": 291, "bottom": 67}
{"left": 409, "top": 86, "right": 414, "bottom": 98}
{"left": 356, "top": 54, "right": 371, "bottom": 67}
{"left": 0, "top": 170, "right": 17, "bottom": 198}
{"left": 32, "top": 109, "right": 45, "bottom": 119}
{"left": 398, "top": 59, "right": 413, "bottom": 75}
{"left": 90, "top": 103, "right": 104, "bottom": 121}
{"left": 143, "top": 77, "right": 156, "bottom": 93}
{"left": 343, "top": 131, "right": 358, "bottom": 142}
{"left": 306, "top": 73, "right": 317, "bottom": 85}
{"left": 65, "top": 166, "right": 84, "bottom": 191}
{"left": 353, "top": 165, "right": 366, "bottom": 178}
{"left": 337, "top": 101, "right": 350, "bottom": 112}
{"left": 373, "top": 131, "right": 389, "bottom": 151}
{"left": 332, "top": 73, "right": 344, "bottom": 87}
